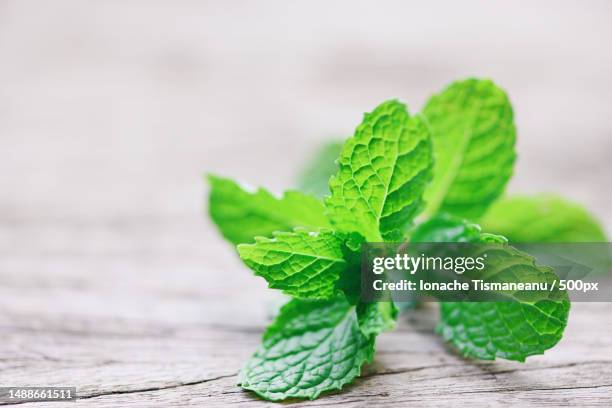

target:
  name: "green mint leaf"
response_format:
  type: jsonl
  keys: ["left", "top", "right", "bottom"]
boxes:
{"left": 439, "top": 302, "right": 569, "bottom": 362}
{"left": 208, "top": 174, "right": 330, "bottom": 245}
{"left": 357, "top": 302, "right": 398, "bottom": 337}
{"left": 298, "top": 140, "right": 343, "bottom": 198}
{"left": 412, "top": 216, "right": 570, "bottom": 362}
{"left": 480, "top": 194, "right": 608, "bottom": 243}
{"left": 325, "top": 100, "right": 433, "bottom": 242}
{"left": 422, "top": 79, "right": 516, "bottom": 220}
{"left": 237, "top": 229, "right": 346, "bottom": 299}
{"left": 239, "top": 296, "right": 375, "bottom": 401}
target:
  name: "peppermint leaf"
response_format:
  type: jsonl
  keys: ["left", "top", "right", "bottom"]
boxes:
{"left": 239, "top": 296, "right": 375, "bottom": 401}
{"left": 480, "top": 194, "right": 608, "bottom": 243}
{"left": 412, "top": 216, "right": 570, "bottom": 361}
{"left": 208, "top": 175, "right": 330, "bottom": 245}
{"left": 357, "top": 302, "right": 398, "bottom": 337}
{"left": 422, "top": 79, "right": 516, "bottom": 219}
{"left": 237, "top": 229, "right": 346, "bottom": 299}
{"left": 325, "top": 100, "right": 433, "bottom": 242}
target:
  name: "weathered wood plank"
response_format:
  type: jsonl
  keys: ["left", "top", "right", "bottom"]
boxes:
{"left": 1, "top": 236, "right": 612, "bottom": 406}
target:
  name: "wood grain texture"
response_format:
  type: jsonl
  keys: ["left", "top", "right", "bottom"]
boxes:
{"left": 1, "top": 221, "right": 612, "bottom": 407}
{"left": 1, "top": 0, "right": 611, "bottom": 406}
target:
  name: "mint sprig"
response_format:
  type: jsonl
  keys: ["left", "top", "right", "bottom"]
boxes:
{"left": 207, "top": 78, "right": 607, "bottom": 401}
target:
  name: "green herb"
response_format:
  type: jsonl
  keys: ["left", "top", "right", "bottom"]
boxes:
{"left": 237, "top": 229, "right": 346, "bottom": 299}
{"left": 238, "top": 296, "right": 375, "bottom": 401}
{"left": 207, "top": 78, "right": 607, "bottom": 401}
{"left": 325, "top": 100, "right": 433, "bottom": 242}
{"left": 412, "top": 215, "right": 570, "bottom": 361}
{"left": 480, "top": 194, "right": 607, "bottom": 243}
{"left": 422, "top": 79, "right": 516, "bottom": 220}
{"left": 208, "top": 175, "right": 329, "bottom": 245}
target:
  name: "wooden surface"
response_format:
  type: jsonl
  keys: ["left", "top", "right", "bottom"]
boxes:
{"left": 1, "top": 223, "right": 612, "bottom": 407}
{"left": 1, "top": 1, "right": 612, "bottom": 406}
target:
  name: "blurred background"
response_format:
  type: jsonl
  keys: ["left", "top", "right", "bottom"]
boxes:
{"left": 1, "top": 0, "right": 611, "bottom": 232}
{"left": 1, "top": 0, "right": 611, "bottom": 397}
{"left": 0, "top": 0, "right": 610, "bottom": 311}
